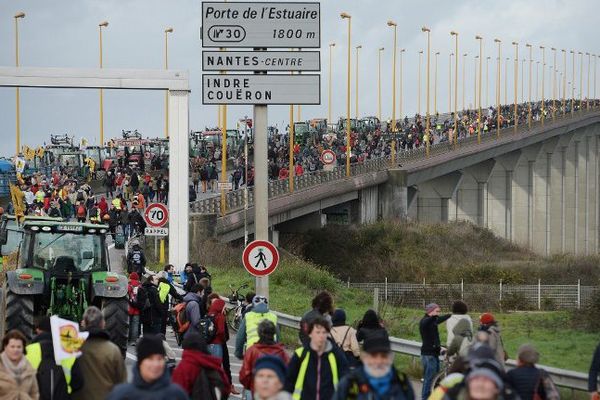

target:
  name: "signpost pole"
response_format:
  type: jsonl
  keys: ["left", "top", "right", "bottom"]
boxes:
{"left": 254, "top": 101, "right": 269, "bottom": 298}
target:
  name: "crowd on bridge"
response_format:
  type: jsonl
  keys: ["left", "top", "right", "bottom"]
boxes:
{"left": 3, "top": 256, "right": 600, "bottom": 400}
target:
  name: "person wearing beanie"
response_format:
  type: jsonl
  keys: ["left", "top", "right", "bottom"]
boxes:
{"left": 333, "top": 331, "right": 414, "bottom": 400}
{"left": 507, "top": 344, "right": 559, "bottom": 400}
{"left": 108, "top": 334, "right": 187, "bottom": 400}
{"left": 442, "top": 367, "right": 505, "bottom": 400}
{"left": 240, "top": 320, "right": 290, "bottom": 396}
{"left": 254, "top": 356, "right": 293, "bottom": 400}
{"left": 171, "top": 333, "right": 230, "bottom": 399}
{"left": 127, "top": 271, "right": 143, "bottom": 345}
{"left": 478, "top": 313, "right": 506, "bottom": 369}
{"left": 419, "top": 303, "right": 451, "bottom": 399}
{"left": 330, "top": 309, "right": 361, "bottom": 366}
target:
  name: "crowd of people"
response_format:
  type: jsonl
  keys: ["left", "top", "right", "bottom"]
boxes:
{"left": 5, "top": 258, "right": 600, "bottom": 400}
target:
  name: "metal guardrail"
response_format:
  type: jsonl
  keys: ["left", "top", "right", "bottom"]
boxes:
{"left": 191, "top": 106, "right": 600, "bottom": 216}
{"left": 272, "top": 310, "right": 589, "bottom": 392}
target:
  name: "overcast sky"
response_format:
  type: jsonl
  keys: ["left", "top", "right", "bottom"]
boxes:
{"left": 0, "top": 0, "right": 597, "bottom": 156}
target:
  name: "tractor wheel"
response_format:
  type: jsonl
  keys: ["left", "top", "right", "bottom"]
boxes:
{"left": 102, "top": 297, "right": 129, "bottom": 357}
{"left": 5, "top": 291, "right": 34, "bottom": 340}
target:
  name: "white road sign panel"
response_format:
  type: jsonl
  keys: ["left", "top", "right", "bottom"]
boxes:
{"left": 218, "top": 182, "right": 233, "bottom": 190}
{"left": 202, "top": 2, "right": 320, "bottom": 48}
{"left": 202, "top": 50, "right": 320, "bottom": 72}
{"left": 145, "top": 227, "right": 169, "bottom": 236}
{"left": 202, "top": 74, "right": 320, "bottom": 105}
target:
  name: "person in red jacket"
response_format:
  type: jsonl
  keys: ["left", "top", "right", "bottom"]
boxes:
{"left": 239, "top": 319, "right": 289, "bottom": 395}
{"left": 97, "top": 196, "right": 109, "bottom": 217}
{"left": 127, "top": 272, "right": 142, "bottom": 345}
{"left": 171, "top": 333, "right": 231, "bottom": 399}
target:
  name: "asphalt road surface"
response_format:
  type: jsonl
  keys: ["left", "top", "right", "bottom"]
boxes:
{"left": 108, "top": 241, "right": 245, "bottom": 398}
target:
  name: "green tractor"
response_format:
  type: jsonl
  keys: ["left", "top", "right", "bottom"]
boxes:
{"left": 0, "top": 220, "right": 129, "bottom": 354}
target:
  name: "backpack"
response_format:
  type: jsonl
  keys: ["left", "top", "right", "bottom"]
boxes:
{"left": 198, "top": 314, "right": 217, "bottom": 343}
{"left": 173, "top": 301, "right": 195, "bottom": 334}
{"left": 77, "top": 205, "right": 86, "bottom": 217}
{"left": 190, "top": 368, "right": 226, "bottom": 400}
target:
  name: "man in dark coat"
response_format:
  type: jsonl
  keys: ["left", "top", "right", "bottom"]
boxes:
{"left": 419, "top": 303, "right": 451, "bottom": 400}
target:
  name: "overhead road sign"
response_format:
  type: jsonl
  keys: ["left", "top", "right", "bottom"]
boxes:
{"left": 144, "top": 203, "right": 169, "bottom": 228}
{"left": 202, "top": 74, "right": 320, "bottom": 105}
{"left": 242, "top": 240, "right": 280, "bottom": 276}
{"left": 202, "top": 2, "right": 320, "bottom": 48}
{"left": 202, "top": 50, "right": 320, "bottom": 72}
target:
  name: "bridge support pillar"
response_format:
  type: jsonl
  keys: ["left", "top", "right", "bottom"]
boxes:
{"left": 378, "top": 170, "right": 408, "bottom": 220}
{"left": 512, "top": 144, "right": 543, "bottom": 249}
{"left": 416, "top": 171, "right": 463, "bottom": 223}
{"left": 488, "top": 151, "right": 522, "bottom": 241}
{"left": 452, "top": 159, "right": 496, "bottom": 226}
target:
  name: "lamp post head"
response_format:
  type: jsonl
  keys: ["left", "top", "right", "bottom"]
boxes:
{"left": 421, "top": 26, "right": 430, "bottom": 33}
{"left": 561, "top": 49, "right": 566, "bottom": 53}
{"left": 512, "top": 41, "right": 518, "bottom": 46}
{"left": 329, "top": 42, "right": 336, "bottom": 47}
{"left": 586, "top": 52, "right": 590, "bottom": 55}
{"left": 387, "top": 20, "right": 397, "bottom": 27}
{"left": 578, "top": 51, "right": 583, "bottom": 55}
{"left": 419, "top": 50, "right": 423, "bottom": 54}
{"left": 165, "top": 27, "right": 173, "bottom": 33}
{"left": 494, "top": 38, "right": 501, "bottom": 43}
{"left": 379, "top": 47, "right": 385, "bottom": 51}
{"left": 340, "top": 12, "right": 351, "bottom": 19}
{"left": 463, "top": 53, "right": 468, "bottom": 57}
{"left": 570, "top": 50, "right": 574, "bottom": 54}
{"left": 14, "top": 12, "right": 25, "bottom": 19}
{"left": 435, "top": 51, "right": 440, "bottom": 55}
{"left": 551, "top": 47, "right": 556, "bottom": 51}
{"left": 450, "top": 31, "right": 458, "bottom": 36}
{"left": 539, "top": 45, "right": 545, "bottom": 50}
{"left": 475, "top": 55, "right": 479, "bottom": 59}
{"left": 475, "top": 35, "right": 482, "bottom": 40}
{"left": 450, "top": 53, "right": 454, "bottom": 57}
{"left": 99, "top": 21, "right": 109, "bottom": 27}
{"left": 486, "top": 56, "right": 490, "bottom": 60}
{"left": 400, "top": 48, "right": 405, "bottom": 53}
{"left": 526, "top": 43, "right": 532, "bottom": 48}
{"left": 356, "top": 45, "right": 362, "bottom": 49}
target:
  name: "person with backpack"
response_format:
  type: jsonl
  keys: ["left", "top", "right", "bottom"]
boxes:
{"left": 446, "top": 301, "right": 473, "bottom": 359}
{"left": 507, "top": 344, "right": 559, "bottom": 400}
{"left": 284, "top": 316, "right": 348, "bottom": 400}
{"left": 333, "top": 331, "right": 415, "bottom": 400}
{"left": 141, "top": 275, "right": 163, "bottom": 335}
{"left": 107, "top": 334, "right": 188, "bottom": 400}
{"left": 157, "top": 273, "right": 182, "bottom": 336}
{"left": 127, "top": 272, "right": 143, "bottom": 345}
{"left": 181, "top": 284, "right": 206, "bottom": 340}
{"left": 26, "top": 316, "right": 84, "bottom": 400}
{"left": 235, "top": 296, "right": 279, "bottom": 360}
{"left": 171, "top": 332, "right": 231, "bottom": 400}
{"left": 76, "top": 201, "right": 87, "bottom": 223}
{"left": 239, "top": 320, "right": 289, "bottom": 396}
{"left": 206, "top": 298, "right": 227, "bottom": 359}
{"left": 330, "top": 309, "right": 360, "bottom": 367}
{"left": 127, "top": 243, "right": 147, "bottom": 276}
{"left": 478, "top": 313, "right": 507, "bottom": 369}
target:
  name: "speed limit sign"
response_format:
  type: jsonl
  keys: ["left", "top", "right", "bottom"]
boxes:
{"left": 144, "top": 203, "right": 169, "bottom": 228}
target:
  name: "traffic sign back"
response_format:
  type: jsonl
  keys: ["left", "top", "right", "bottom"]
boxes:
{"left": 242, "top": 240, "right": 279, "bottom": 276}
{"left": 145, "top": 203, "right": 169, "bottom": 228}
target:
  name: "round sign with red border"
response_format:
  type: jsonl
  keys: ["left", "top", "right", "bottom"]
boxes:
{"left": 144, "top": 203, "right": 169, "bottom": 228}
{"left": 242, "top": 240, "right": 280, "bottom": 277}
{"left": 320, "top": 150, "right": 336, "bottom": 165}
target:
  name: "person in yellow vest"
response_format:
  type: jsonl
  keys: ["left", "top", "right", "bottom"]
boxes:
{"left": 235, "top": 296, "right": 279, "bottom": 359}
{"left": 284, "top": 316, "right": 348, "bottom": 400}
{"left": 26, "top": 316, "right": 84, "bottom": 400}
{"left": 157, "top": 272, "right": 183, "bottom": 335}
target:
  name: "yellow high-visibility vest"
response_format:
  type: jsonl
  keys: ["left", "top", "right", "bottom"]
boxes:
{"left": 158, "top": 282, "right": 170, "bottom": 303}
{"left": 26, "top": 342, "right": 77, "bottom": 394}
{"left": 292, "top": 347, "right": 339, "bottom": 400}
{"left": 245, "top": 311, "right": 277, "bottom": 348}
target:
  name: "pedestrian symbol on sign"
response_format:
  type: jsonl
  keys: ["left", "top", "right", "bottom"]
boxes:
{"left": 254, "top": 248, "right": 268, "bottom": 269}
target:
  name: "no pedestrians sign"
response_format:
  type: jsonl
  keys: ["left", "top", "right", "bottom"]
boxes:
{"left": 242, "top": 240, "right": 280, "bottom": 276}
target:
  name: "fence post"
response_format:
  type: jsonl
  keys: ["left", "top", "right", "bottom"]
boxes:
{"left": 499, "top": 279, "right": 503, "bottom": 302}
{"left": 577, "top": 279, "right": 581, "bottom": 309}
{"left": 385, "top": 277, "right": 388, "bottom": 301}
{"left": 538, "top": 279, "right": 541, "bottom": 310}
{"left": 347, "top": 277, "right": 350, "bottom": 289}
{"left": 373, "top": 288, "right": 380, "bottom": 313}
{"left": 461, "top": 279, "right": 464, "bottom": 300}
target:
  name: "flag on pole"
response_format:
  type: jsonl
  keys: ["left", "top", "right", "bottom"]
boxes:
{"left": 50, "top": 316, "right": 89, "bottom": 365}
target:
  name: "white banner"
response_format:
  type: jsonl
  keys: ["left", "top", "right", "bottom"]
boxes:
{"left": 50, "top": 315, "right": 89, "bottom": 365}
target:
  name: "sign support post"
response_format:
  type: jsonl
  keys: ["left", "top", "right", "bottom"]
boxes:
{"left": 254, "top": 100, "right": 269, "bottom": 297}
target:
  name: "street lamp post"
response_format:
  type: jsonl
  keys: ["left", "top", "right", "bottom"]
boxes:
{"left": 462, "top": 53, "right": 467, "bottom": 111}
{"left": 98, "top": 20, "right": 109, "bottom": 147}
{"left": 14, "top": 11, "right": 25, "bottom": 155}
{"left": 594, "top": 54, "right": 597, "bottom": 109}
{"left": 341, "top": 12, "right": 352, "bottom": 177}
{"left": 495, "top": 39, "right": 502, "bottom": 136}
{"left": 328, "top": 42, "right": 335, "bottom": 124}
{"left": 579, "top": 51, "right": 583, "bottom": 113}
{"left": 562, "top": 49, "right": 567, "bottom": 115}
{"left": 164, "top": 27, "right": 173, "bottom": 138}
{"left": 448, "top": 53, "right": 452, "bottom": 116}
{"left": 536, "top": 61, "right": 540, "bottom": 101}
{"left": 552, "top": 47, "right": 557, "bottom": 120}
{"left": 378, "top": 47, "right": 384, "bottom": 122}
{"left": 355, "top": 45, "right": 362, "bottom": 119}
{"left": 587, "top": 52, "right": 591, "bottom": 110}
{"left": 422, "top": 27, "right": 431, "bottom": 156}
{"left": 418, "top": 51, "right": 423, "bottom": 116}
{"left": 571, "top": 50, "right": 575, "bottom": 115}
{"left": 521, "top": 58, "right": 525, "bottom": 104}
{"left": 399, "top": 48, "right": 405, "bottom": 120}
{"left": 505, "top": 57, "right": 509, "bottom": 105}
{"left": 387, "top": 21, "right": 397, "bottom": 129}
{"left": 486, "top": 56, "right": 490, "bottom": 107}
{"left": 451, "top": 31, "right": 459, "bottom": 143}
{"left": 526, "top": 44, "right": 532, "bottom": 128}
{"left": 475, "top": 35, "right": 483, "bottom": 143}
{"left": 474, "top": 55, "right": 478, "bottom": 111}
{"left": 512, "top": 42, "right": 519, "bottom": 133}
{"left": 540, "top": 46, "right": 545, "bottom": 125}
{"left": 434, "top": 51, "right": 440, "bottom": 114}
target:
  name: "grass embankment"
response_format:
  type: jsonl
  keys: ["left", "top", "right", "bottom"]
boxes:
{"left": 293, "top": 221, "right": 600, "bottom": 285}
{"left": 202, "top": 242, "right": 596, "bottom": 374}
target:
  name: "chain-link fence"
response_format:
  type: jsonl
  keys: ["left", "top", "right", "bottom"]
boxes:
{"left": 349, "top": 280, "right": 600, "bottom": 311}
